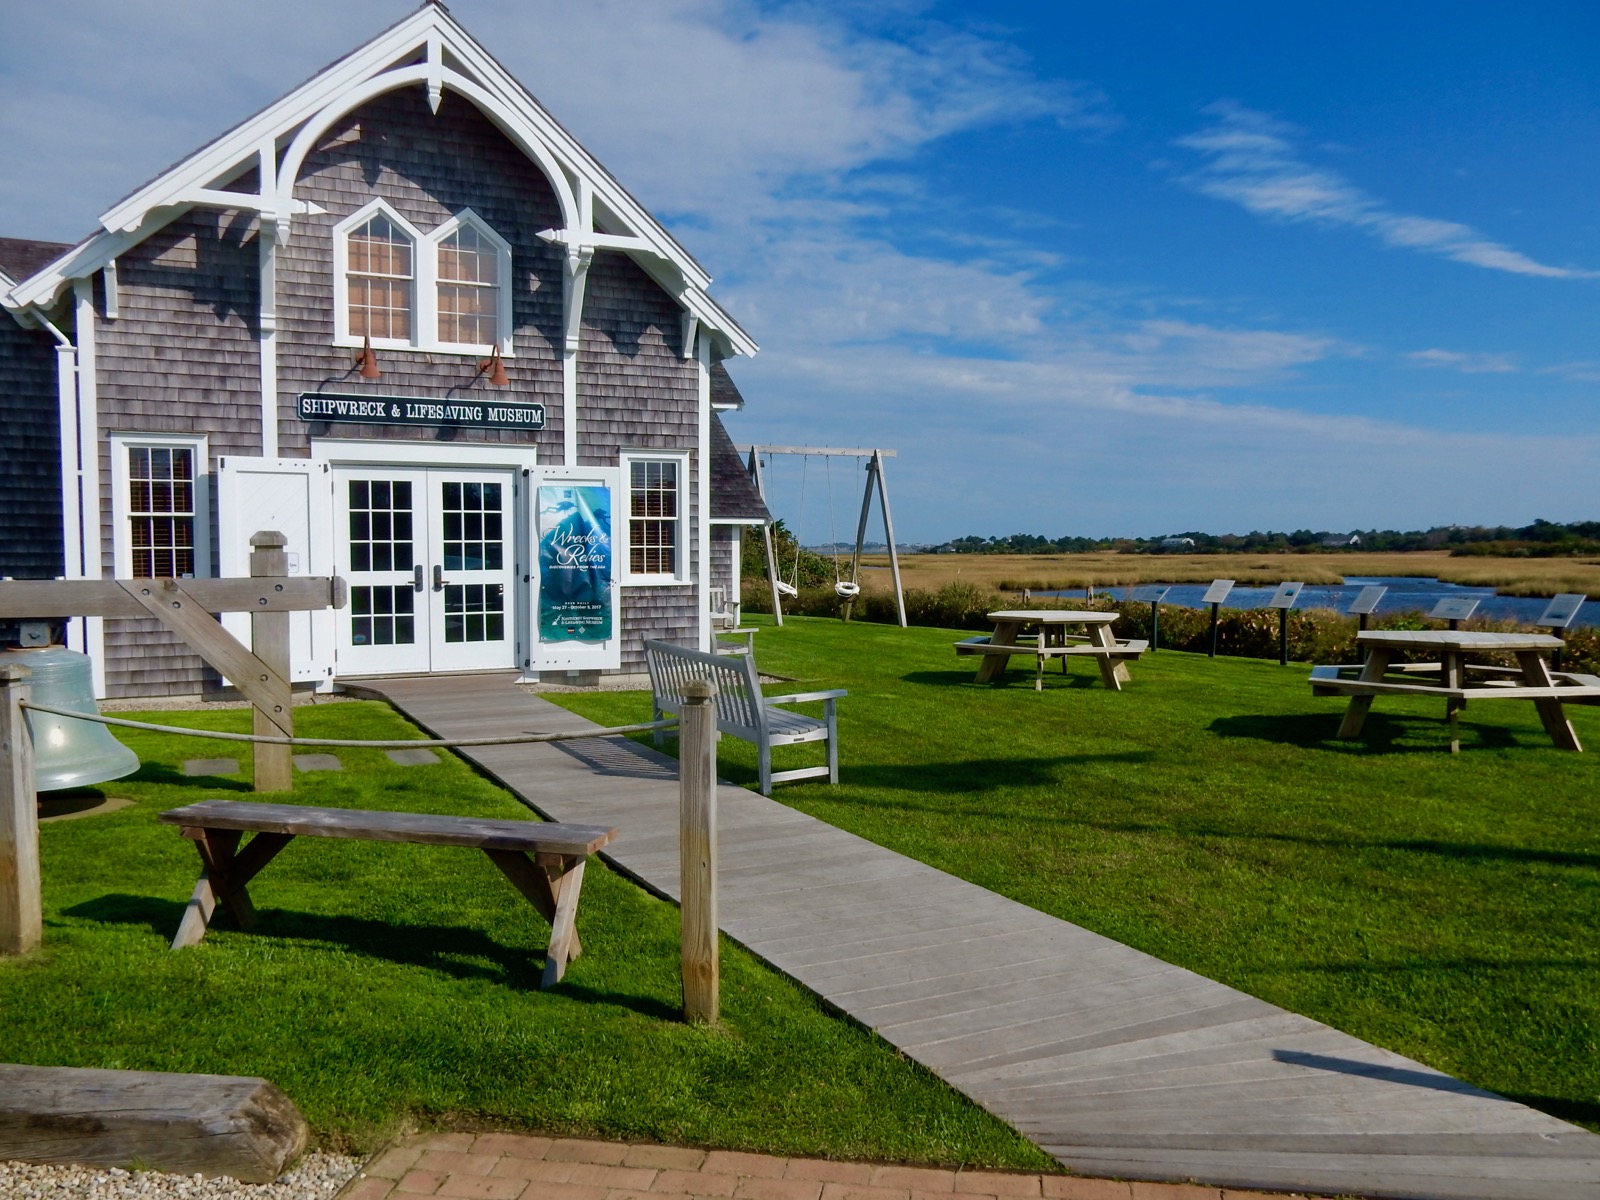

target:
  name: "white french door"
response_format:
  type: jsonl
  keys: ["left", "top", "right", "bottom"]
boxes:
{"left": 334, "top": 467, "right": 517, "bottom": 675}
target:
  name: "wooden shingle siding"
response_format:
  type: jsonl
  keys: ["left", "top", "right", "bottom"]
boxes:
{"left": 95, "top": 211, "right": 262, "bottom": 697}
{"left": 711, "top": 527, "right": 733, "bottom": 595}
{"left": 576, "top": 253, "right": 696, "bottom": 456}
{"left": 577, "top": 251, "right": 703, "bottom": 665}
{"left": 621, "top": 590, "right": 698, "bottom": 674}
{"left": 276, "top": 89, "right": 565, "bottom": 458}
{"left": 0, "top": 318, "right": 64, "bottom": 578}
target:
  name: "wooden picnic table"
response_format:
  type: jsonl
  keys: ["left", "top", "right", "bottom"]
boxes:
{"left": 1310, "top": 629, "right": 1600, "bottom": 753}
{"left": 955, "top": 610, "right": 1147, "bottom": 691}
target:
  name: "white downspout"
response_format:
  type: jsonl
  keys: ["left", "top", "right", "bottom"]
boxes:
{"left": 72, "top": 279, "right": 107, "bottom": 696}
{"left": 696, "top": 335, "right": 712, "bottom": 652}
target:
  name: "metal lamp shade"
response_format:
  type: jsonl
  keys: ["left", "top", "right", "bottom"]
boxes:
{"left": 3, "top": 647, "right": 141, "bottom": 792}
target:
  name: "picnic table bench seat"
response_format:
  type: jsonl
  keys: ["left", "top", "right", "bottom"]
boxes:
{"left": 159, "top": 800, "right": 617, "bottom": 987}
{"left": 645, "top": 639, "right": 845, "bottom": 797}
{"left": 954, "top": 633, "right": 1149, "bottom": 691}
{"left": 1309, "top": 663, "right": 1600, "bottom": 705}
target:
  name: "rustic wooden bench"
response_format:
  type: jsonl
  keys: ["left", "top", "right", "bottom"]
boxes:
{"left": 955, "top": 635, "right": 1149, "bottom": 691}
{"left": 645, "top": 639, "right": 845, "bottom": 796}
{"left": 159, "top": 800, "right": 617, "bottom": 987}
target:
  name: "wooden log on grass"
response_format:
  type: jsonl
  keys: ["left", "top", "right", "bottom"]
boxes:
{"left": 0, "top": 1064, "right": 308, "bottom": 1183}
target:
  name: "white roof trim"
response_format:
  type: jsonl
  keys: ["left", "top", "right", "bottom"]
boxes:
{"left": 4, "top": 4, "right": 756, "bottom": 356}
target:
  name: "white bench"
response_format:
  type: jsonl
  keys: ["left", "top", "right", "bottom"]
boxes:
{"left": 645, "top": 639, "right": 846, "bottom": 796}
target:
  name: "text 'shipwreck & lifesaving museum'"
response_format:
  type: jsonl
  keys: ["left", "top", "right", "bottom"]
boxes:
{"left": 0, "top": 2, "right": 770, "bottom": 698}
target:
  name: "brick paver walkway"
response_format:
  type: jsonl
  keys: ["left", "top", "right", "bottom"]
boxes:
{"left": 342, "top": 1134, "right": 1302, "bottom": 1200}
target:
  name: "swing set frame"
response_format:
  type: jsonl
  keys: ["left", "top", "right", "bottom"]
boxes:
{"left": 740, "top": 446, "right": 907, "bottom": 628}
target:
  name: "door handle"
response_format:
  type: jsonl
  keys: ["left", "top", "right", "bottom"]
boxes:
{"left": 433, "top": 564, "right": 444, "bottom": 592}
{"left": 413, "top": 565, "right": 424, "bottom": 593}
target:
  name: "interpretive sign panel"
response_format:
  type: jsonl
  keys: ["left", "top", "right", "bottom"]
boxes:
{"left": 1202, "top": 579, "right": 1234, "bottom": 604}
{"left": 1348, "top": 585, "right": 1387, "bottom": 616}
{"left": 1267, "top": 582, "right": 1303, "bottom": 609}
{"left": 1137, "top": 586, "right": 1172, "bottom": 603}
{"left": 1537, "top": 593, "right": 1587, "bottom": 629}
{"left": 536, "top": 484, "right": 613, "bottom": 642}
{"left": 1430, "top": 597, "right": 1480, "bottom": 622}
{"left": 298, "top": 392, "right": 545, "bottom": 430}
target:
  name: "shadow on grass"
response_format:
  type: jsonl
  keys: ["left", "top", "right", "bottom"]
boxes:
{"left": 127, "top": 761, "right": 252, "bottom": 791}
{"left": 63, "top": 893, "right": 676, "bottom": 1018}
{"left": 1208, "top": 712, "right": 1525, "bottom": 753}
{"left": 841, "top": 753, "right": 1154, "bottom": 794}
{"left": 901, "top": 669, "right": 1107, "bottom": 691}
{"left": 1500, "top": 1093, "right": 1600, "bottom": 1131}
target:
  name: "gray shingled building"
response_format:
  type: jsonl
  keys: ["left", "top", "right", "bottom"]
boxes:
{"left": 0, "top": 4, "right": 768, "bottom": 697}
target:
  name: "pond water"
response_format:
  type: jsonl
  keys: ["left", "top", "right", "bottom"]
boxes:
{"left": 1040, "top": 576, "right": 1598, "bottom": 629}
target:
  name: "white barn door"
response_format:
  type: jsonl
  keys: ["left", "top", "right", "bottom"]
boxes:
{"left": 217, "top": 456, "right": 337, "bottom": 685}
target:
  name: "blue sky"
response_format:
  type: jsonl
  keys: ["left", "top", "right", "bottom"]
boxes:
{"left": 3, "top": 2, "right": 1596, "bottom": 541}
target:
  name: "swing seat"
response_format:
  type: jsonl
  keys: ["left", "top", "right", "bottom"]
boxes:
{"left": 833, "top": 581, "right": 861, "bottom": 598}
{"left": 775, "top": 580, "right": 799, "bottom": 597}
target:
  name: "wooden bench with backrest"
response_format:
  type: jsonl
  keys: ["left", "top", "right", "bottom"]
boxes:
{"left": 645, "top": 639, "right": 846, "bottom": 796}
{"left": 158, "top": 800, "right": 617, "bottom": 987}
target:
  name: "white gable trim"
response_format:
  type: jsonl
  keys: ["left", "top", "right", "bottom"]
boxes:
{"left": 3, "top": 5, "right": 756, "bottom": 357}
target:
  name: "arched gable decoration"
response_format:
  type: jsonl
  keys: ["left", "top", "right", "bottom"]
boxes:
{"left": 3, "top": 2, "right": 756, "bottom": 359}
{"left": 273, "top": 64, "right": 580, "bottom": 241}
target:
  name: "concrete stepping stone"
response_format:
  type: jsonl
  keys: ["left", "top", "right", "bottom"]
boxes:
{"left": 184, "top": 758, "right": 239, "bottom": 777}
{"left": 385, "top": 747, "right": 440, "bottom": 766}
{"left": 292, "top": 754, "right": 343, "bottom": 772}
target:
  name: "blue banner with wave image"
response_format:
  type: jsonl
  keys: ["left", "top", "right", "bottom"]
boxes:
{"left": 537, "top": 485, "right": 613, "bottom": 642}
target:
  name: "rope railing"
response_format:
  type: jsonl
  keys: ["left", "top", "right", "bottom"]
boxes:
{"left": 18, "top": 701, "right": 675, "bottom": 750}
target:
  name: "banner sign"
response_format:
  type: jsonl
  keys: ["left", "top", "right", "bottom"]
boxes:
{"left": 297, "top": 392, "right": 545, "bottom": 430}
{"left": 537, "top": 484, "right": 613, "bottom": 642}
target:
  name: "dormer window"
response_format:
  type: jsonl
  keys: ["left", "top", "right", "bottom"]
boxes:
{"left": 437, "top": 224, "right": 498, "bottom": 345}
{"left": 332, "top": 200, "right": 512, "bottom": 355}
{"left": 347, "top": 212, "right": 414, "bottom": 341}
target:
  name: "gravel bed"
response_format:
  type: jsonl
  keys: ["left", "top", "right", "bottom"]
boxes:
{"left": 0, "top": 1153, "right": 361, "bottom": 1200}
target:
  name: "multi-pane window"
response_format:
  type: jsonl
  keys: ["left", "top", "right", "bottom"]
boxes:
{"left": 441, "top": 481, "right": 503, "bottom": 571}
{"left": 437, "top": 224, "right": 499, "bottom": 346}
{"left": 346, "top": 213, "right": 413, "bottom": 340}
{"left": 444, "top": 583, "right": 505, "bottom": 643}
{"left": 629, "top": 460, "right": 679, "bottom": 576}
{"left": 127, "top": 447, "right": 196, "bottom": 577}
{"left": 350, "top": 586, "right": 416, "bottom": 647}
{"left": 346, "top": 480, "right": 415, "bottom": 573}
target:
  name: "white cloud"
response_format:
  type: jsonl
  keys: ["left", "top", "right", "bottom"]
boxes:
{"left": 1408, "top": 349, "right": 1517, "bottom": 374}
{"left": 5, "top": 2, "right": 1591, "bottom": 540}
{"left": 1175, "top": 102, "right": 1596, "bottom": 280}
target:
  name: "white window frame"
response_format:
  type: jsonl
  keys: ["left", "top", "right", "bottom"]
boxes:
{"left": 332, "top": 199, "right": 514, "bottom": 357}
{"left": 427, "top": 208, "right": 514, "bottom": 355}
{"left": 332, "top": 198, "right": 422, "bottom": 353}
{"left": 109, "top": 432, "right": 212, "bottom": 579}
{"left": 620, "top": 450, "right": 690, "bottom": 586}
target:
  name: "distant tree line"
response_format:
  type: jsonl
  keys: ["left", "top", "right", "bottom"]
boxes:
{"left": 929, "top": 519, "right": 1600, "bottom": 557}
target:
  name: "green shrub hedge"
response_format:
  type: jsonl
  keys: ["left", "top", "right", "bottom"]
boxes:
{"left": 741, "top": 581, "right": 1600, "bottom": 673}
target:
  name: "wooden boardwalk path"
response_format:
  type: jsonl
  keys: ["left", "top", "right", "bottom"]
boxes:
{"left": 363, "top": 673, "right": 1600, "bottom": 1200}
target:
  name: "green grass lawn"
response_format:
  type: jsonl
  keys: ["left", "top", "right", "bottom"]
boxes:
{"left": 554, "top": 616, "right": 1600, "bottom": 1133}
{"left": 0, "top": 699, "right": 1052, "bottom": 1167}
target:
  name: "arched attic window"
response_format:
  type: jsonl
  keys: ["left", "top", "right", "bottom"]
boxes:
{"left": 332, "top": 202, "right": 512, "bottom": 354}
{"left": 431, "top": 210, "right": 512, "bottom": 352}
{"left": 335, "top": 200, "right": 421, "bottom": 349}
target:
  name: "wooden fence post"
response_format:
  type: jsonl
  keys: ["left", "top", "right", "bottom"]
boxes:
{"left": 249, "top": 532, "right": 293, "bottom": 792}
{"left": 679, "top": 678, "right": 719, "bottom": 1023}
{"left": 0, "top": 663, "right": 40, "bottom": 955}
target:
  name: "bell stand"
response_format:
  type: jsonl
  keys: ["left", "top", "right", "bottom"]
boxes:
{"left": 741, "top": 446, "right": 907, "bottom": 628}
{"left": 0, "top": 532, "right": 344, "bottom": 954}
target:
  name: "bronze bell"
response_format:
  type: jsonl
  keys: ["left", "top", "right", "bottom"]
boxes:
{"left": 0, "top": 645, "right": 141, "bottom": 792}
